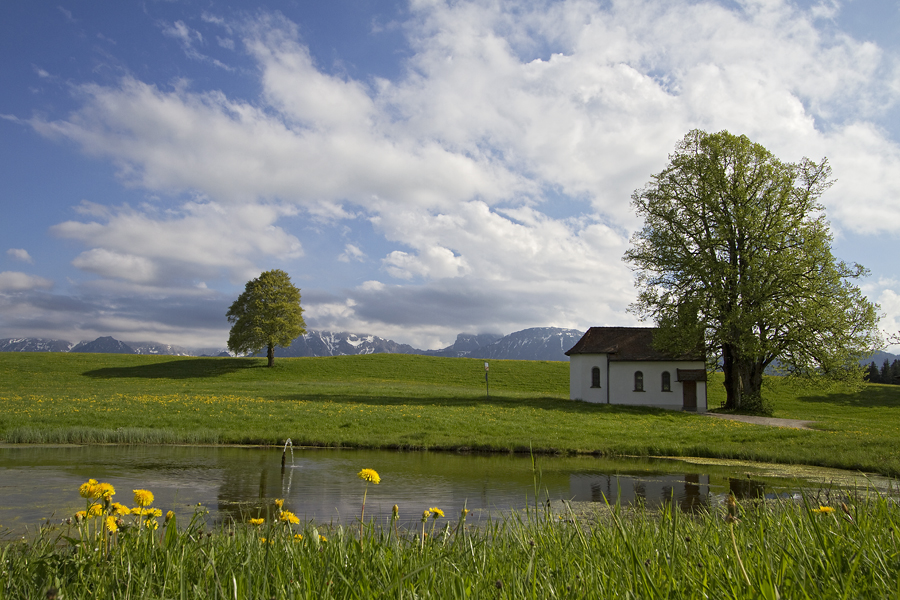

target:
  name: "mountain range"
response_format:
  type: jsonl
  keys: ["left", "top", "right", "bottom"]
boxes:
{"left": 3, "top": 330, "right": 896, "bottom": 365}
{"left": 0, "top": 327, "right": 586, "bottom": 362}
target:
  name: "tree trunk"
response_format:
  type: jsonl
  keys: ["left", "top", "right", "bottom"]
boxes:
{"left": 722, "top": 343, "right": 741, "bottom": 410}
{"left": 722, "top": 347, "right": 765, "bottom": 411}
{"left": 267, "top": 343, "right": 275, "bottom": 367}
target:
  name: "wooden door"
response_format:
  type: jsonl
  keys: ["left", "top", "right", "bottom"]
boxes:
{"left": 682, "top": 381, "right": 697, "bottom": 411}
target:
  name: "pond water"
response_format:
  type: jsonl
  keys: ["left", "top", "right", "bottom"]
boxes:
{"left": 0, "top": 445, "right": 888, "bottom": 535}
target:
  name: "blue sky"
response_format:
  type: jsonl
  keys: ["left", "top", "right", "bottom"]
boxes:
{"left": 2, "top": 0, "right": 899, "bottom": 352}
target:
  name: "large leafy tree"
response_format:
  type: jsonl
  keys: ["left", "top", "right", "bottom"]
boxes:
{"left": 227, "top": 269, "right": 306, "bottom": 367}
{"left": 624, "top": 129, "right": 879, "bottom": 410}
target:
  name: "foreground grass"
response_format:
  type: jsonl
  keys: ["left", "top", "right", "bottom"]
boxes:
{"left": 1, "top": 353, "right": 899, "bottom": 477}
{"left": 3, "top": 480, "right": 898, "bottom": 599}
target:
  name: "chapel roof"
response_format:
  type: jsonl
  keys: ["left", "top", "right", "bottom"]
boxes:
{"left": 564, "top": 326, "right": 703, "bottom": 361}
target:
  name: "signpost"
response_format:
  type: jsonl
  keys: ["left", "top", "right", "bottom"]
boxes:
{"left": 484, "top": 362, "right": 489, "bottom": 399}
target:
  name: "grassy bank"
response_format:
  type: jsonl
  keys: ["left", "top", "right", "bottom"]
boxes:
{"left": 1, "top": 353, "right": 899, "bottom": 477}
{"left": 2, "top": 477, "right": 898, "bottom": 599}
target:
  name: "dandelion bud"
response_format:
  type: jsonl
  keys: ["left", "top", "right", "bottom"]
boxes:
{"left": 392, "top": 504, "right": 399, "bottom": 519}
{"left": 422, "top": 510, "right": 430, "bottom": 523}
{"left": 725, "top": 494, "right": 739, "bottom": 521}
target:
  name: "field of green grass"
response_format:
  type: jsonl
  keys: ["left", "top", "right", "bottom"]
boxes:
{"left": 1, "top": 352, "right": 899, "bottom": 477}
{"left": 5, "top": 486, "right": 899, "bottom": 599}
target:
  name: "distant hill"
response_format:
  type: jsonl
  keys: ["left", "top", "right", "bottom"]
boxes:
{"left": 5, "top": 331, "right": 897, "bottom": 365}
{"left": 127, "top": 341, "right": 195, "bottom": 356}
{"left": 70, "top": 336, "right": 135, "bottom": 354}
{"left": 861, "top": 350, "right": 900, "bottom": 366}
{"left": 270, "top": 331, "right": 420, "bottom": 357}
{"left": 422, "top": 333, "right": 504, "bottom": 357}
{"left": 0, "top": 327, "right": 586, "bottom": 361}
{"left": 0, "top": 338, "right": 73, "bottom": 352}
{"left": 466, "top": 327, "right": 584, "bottom": 361}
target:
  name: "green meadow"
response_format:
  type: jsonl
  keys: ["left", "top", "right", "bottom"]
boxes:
{"left": 1, "top": 352, "right": 899, "bottom": 477}
{"left": 2, "top": 352, "right": 900, "bottom": 599}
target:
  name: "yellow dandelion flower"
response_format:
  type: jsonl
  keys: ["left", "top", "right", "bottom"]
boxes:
{"left": 145, "top": 520, "right": 159, "bottom": 530}
{"left": 97, "top": 482, "right": 116, "bottom": 499}
{"left": 274, "top": 498, "right": 284, "bottom": 509}
{"left": 79, "top": 479, "right": 100, "bottom": 499}
{"left": 133, "top": 489, "right": 154, "bottom": 507}
{"left": 812, "top": 506, "right": 835, "bottom": 514}
{"left": 461, "top": 508, "right": 470, "bottom": 517}
{"left": 74, "top": 510, "right": 87, "bottom": 522}
{"left": 319, "top": 535, "right": 327, "bottom": 542}
{"left": 111, "top": 502, "right": 130, "bottom": 516}
{"left": 357, "top": 468, "right": 381, "bottom": 484}
{"left": 249, "top": 518, "right": 265, "bottom": 526}
{"left": 105, "top": 516, "right": 118, "bottom": 533}
{"left": 279, "top": 511, "right": 300, "bottom": 525}
{"left": 293, "top": 533, "right": 303, "bottom": 541}
{"left": 428, "top": 507, "right": 444, "bottom": 519}
{"left": 165, "top": 510, "right": 175, "bottom": 523}
{"left": 87, "top": 503, "right": 104, "bottom": 517}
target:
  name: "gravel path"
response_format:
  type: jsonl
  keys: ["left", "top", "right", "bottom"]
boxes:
{"left": 703, "top": 412, "right": 816, "bottom": 430}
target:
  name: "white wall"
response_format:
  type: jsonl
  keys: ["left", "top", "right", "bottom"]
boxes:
{"left": 570, "top": 356, "right": 706, "bottom": 411}
{"left": 609, "top": 361, "right": 706, "bottom": 411}
{"left": 569, "top": 354, "right": 607, "bottom": 403}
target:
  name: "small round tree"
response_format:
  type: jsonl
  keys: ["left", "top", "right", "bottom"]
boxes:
{"left": 226, "top": 269, "right": 306, "bottom": 367}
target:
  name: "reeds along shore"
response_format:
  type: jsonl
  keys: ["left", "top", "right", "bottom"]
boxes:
{"left": 1, "top": 477, "right": 898, "bottom": 599}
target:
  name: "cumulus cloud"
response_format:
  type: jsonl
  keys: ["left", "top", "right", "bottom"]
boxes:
{"left": 7, "top": 248, "right": 34, "bottom": 264}
{"left": 0, "top": 271, "right": 53, "bottom": 292}
{"left": 862, "top": 278, "right": 900, "bottom": 353}
{"left": 51, "top": 200, "right": 302, "bottom": 287}
{"left": 24, "top": 0, "right": 900, "bottom": 347}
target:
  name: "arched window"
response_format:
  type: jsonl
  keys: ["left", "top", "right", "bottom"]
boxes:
{"left": 591, "top": 366, "right": 601, "bottom": 388}
{"left": 662, "top": 371, "right": 671, "bottom": 392}
{"left": 634, "top": 371, "right": 644, "bottom": 391}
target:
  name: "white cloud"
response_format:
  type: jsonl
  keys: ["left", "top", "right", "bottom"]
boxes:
{"left": 24, "top": 1, "right": 900, "bottom": 347}
{"left": 51, "top": 201, "right": 302, "bottom": 286}
{"left": 864, "top": 279, "right": 900, "bottom": 353}
{"left": 72, "top": 249, "right": 158, "bottom": 283}
{"left": 338, "top": 243, "right": 366, "bottom": 263}
{"left": 162, "top": 20, "right": 202, "bottom": 47}
{"left": 7, "top": 248, "right": 34, "bottom": 264}
{"left": 161, "top": 19, "right": 232, "bottom": 70}
{"left": 0, "top": 271, "right": 53, "bottom": 292}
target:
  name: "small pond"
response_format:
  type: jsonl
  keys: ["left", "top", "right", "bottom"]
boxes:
{"left": 0, "top": 445, "right": 891, "bottom": 535}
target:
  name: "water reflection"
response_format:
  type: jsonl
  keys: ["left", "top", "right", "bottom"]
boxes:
{"left": 570, "top": 472, "right": 711, "bottom": 512}
{"left": 0, "top": 445, "right": 862, "bottom": 534}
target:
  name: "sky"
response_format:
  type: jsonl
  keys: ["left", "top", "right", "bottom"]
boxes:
{"left": 1, "top": 0, "right": 899, "bottom": 353}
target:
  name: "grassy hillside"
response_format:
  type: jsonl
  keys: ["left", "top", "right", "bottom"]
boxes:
{"left": 1, "top": 352, "right": 899, "bottom": 477}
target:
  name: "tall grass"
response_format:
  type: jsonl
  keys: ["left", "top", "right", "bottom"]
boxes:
{"left": 3, "top": 487, "right": 898, "bottom": 599}
{"left": 3, "top": 426, "right": 221, "bottom": 445}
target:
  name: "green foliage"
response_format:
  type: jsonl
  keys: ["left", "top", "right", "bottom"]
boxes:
{"left": 227, "top": 269, "right": 306, "bottom": 367}
{"left": 3, "top": 490, "right": 899, "bottom": 599}
{"left": 625, "top": 129, "right": 880, "bottom": 411}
